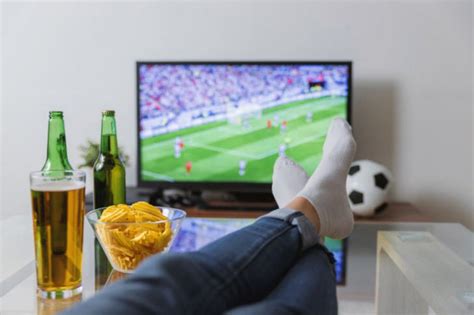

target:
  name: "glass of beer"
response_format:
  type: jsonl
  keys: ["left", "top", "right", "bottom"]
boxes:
{"left": 30, "top": 170, "right": 86, "bottom": 299}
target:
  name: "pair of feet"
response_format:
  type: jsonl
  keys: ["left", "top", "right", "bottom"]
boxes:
{"left": 272, "top": 118, "right": 356, "bottom": 240}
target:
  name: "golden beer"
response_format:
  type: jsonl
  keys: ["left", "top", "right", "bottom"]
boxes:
{"left": 31, "top": 180, "right": 85, "bottom": 298}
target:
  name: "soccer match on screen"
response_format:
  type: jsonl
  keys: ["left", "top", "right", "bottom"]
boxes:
{"left": 138, "top": 64, "right": 349, "bottom": 183}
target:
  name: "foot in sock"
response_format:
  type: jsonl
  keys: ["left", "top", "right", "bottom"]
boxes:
{"left": 296, "top": 118, "right": 356, "bottom": 239}
{"left": 272, "top": 157, "right": 309, "bottom": 208}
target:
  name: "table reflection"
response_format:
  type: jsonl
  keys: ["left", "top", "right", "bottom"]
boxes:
{"left": 94, "top": 239, "right": 113, "bottom": 290}
{"left": 105, "top": 270, "right": 128, "bottom": 286}
{"left": 37, "top": 294, "right": 82, "bottom": 315}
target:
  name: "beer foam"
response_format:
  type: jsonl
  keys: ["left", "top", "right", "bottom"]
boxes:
{"left": 31, "top": 181, "right": 85, "bottom": 192}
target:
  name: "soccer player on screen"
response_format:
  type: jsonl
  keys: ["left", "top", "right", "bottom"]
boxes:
{"left": 176, "top": 137, "right": 184, "bottom": 149}
{"left": 279, "top": 144, "right": 286, "bottom": 157}
{"left": 174, "top": 143, "right": 181, "bottom": 158}
{"left": 273, "top": 114, "right": 280, "bottom": 127}
{"left": 243, "top": 119, "right": 250, "bottom": 130}
{"left": 239, "top": 160, "right": 247, "bottom": 176}
{"left": 281, "top": 120, "right": 287, "bottom": 134}
{"left": 185, "top": 161, "right": 192, "bottom": 174}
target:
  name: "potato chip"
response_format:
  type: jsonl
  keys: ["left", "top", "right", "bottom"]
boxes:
{"left": 97, "top": 202, "right": 173, "bottom": 271}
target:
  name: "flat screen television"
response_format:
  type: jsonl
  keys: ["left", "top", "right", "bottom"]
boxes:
{"left": 137, "top": 62, "right": 351, "bottom": 284}
{"left": 137, "top": 62, "right": 351, "bottom": 191}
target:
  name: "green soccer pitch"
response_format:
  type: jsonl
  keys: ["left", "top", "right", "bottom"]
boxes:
{"left": 140, "top": 96, "right": 347, "bottom": 183}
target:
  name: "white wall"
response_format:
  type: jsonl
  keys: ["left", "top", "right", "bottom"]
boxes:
{"left": 1, "top": 1, "right": 473, "bottom": 228}
{"left": 0, "top": 2, "right": 3, "bottom": 222}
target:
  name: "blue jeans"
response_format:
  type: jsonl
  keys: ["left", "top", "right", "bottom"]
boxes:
{"left": 63, "top": 211, "right": 337, "bottom": 315}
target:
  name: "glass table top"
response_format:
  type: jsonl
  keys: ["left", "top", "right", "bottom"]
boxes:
{"left": 1, "top": 214, "right": 472, "bottom": 314}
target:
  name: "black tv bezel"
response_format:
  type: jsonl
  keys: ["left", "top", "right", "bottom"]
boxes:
{"left": 136, "top": 61, "right": 352, "bottom": 191}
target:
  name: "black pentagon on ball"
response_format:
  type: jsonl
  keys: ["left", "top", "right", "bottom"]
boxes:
{"left": 348, "top": 165, "right": 360, "bottom": 176}
{"left": 349, "top": 190, "right": 364, "bottom": 204}
{"left": 374, "top": 173, "right": 389, "bottom": 189}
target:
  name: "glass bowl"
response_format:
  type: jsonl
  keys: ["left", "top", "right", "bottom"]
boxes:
{"left": 86, "top": 206, "right": 186, "bottom": 273}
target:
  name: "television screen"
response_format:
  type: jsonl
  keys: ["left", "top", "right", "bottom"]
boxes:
{"left": 137, "top": 62, "right": 351, "bottom": 186}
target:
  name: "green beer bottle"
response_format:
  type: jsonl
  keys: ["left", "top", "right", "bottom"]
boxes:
{"left": 40, "top": 111, "right": 74, "bottom": 255}
{"left": 93, "top": 110, "right": 126, "bottom": 207}
{"left": 93, "top": 110, "right": 126, "bottom": 287}
{"left": 42, "top": 111, "right": 73, "bottom": 171}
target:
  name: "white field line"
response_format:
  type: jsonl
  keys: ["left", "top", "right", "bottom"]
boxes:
{"left": 141, "top": 170, "right": 175, "bottom": 182}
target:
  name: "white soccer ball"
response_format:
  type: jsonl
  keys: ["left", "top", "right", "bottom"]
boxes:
{"left": 346, "top": 160, "right": 393, "bottom": 217}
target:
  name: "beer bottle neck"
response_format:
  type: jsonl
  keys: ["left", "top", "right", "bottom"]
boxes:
{"left": 100, "top": 112, "right": 119, "bottom": 156}
{"left": 42, "top": 112, "right": 73, "bottom": 171}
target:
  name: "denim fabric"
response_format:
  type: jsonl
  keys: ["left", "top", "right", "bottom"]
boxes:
{"left": 224, "top": 244, "right": 338, "bottom": 315}
{"left": 260, "top": 208, "right": 320, "bottom": 250}
{"left": 62, "top": 216, "right": 336, "bottom": 315}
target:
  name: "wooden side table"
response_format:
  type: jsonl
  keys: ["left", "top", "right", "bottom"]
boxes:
{"left": 376, "top": 231, "right": 473, "bottom": 314}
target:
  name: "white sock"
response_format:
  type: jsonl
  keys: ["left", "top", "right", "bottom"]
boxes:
{"left": 272, "top": 156, "right": 309, "bottom": 208}
{"left": 297, "top": 118, "right": 357, "bottom": 239}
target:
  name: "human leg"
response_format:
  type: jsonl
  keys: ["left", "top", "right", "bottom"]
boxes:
{"left": 63, "top": 118, "right": 355, "bottom": 315}
{"left": 224, "top": 244, "right": 338, "bottom": 315}
{"left": 222, "top": 118, "right": 356, "bottom": 315}
{"left": 62, "top": 212, "right": 317, "bottom": 315}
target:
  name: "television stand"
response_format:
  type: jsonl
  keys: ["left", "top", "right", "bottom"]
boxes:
{"left": 113, "top": 187, "right": 277, "bottom": 212}
{"left": 198, "top": 190, "right": 277, "bottom": 211}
